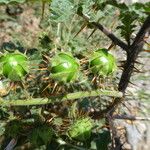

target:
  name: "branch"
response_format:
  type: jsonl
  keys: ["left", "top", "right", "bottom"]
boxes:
{"left": 106, "top": 15, "right": 150, "bottom": 115}
{"left": 91, "top": 22, "right": 128, "bottom": 50}
{"left": 132, "top": 15, "right": 150, "bottom": 47}
{"left": 78, "top": 14, "right": 150, "bottom": 117}
{"left": 113, "top": 114, "right": 150, "bottom": 121}
{"left": 0, "top": 89, "right": 123, "bottom": 106}
{"left": 78, "top": 13, "right": 128, "bottom": 51}
{"left": 118, "top": 15, "right": 150, "bottom": 92}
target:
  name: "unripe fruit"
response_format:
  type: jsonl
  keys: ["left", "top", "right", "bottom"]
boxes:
{"left": 89, "top": 48, "right": 117, "bottom": 77}
{"left": 0, "top": 52, "right": 28, "bottom": 81}
{"left": 68, "top": 117, "right": 93, "bottom": 141}
{"left": 50, "top": 52, "right": 79, "bottom": 83}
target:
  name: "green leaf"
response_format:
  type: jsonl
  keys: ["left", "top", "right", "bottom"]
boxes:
{"left": 95, "top": 129, "right": 111, "bottom": 150}
{"left": 50, "top": 0, "right": 75, "bottom": 23}
{"left": 133, "top": 2, "right": 150, "bottom": 14}
{"left": 29, "top": 124, "right": 53, "bottom": 146}
{"left": 5, "top": 120, "right": 23, "bottom": 138}
{"left": 0, "top": 123, "right": 5, "bottom": 136}
{"left": 0, "top": 0, "right": 25, "bottom": 4}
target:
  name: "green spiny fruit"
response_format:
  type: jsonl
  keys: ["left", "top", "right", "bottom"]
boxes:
{"left": 89, "top": 48, "right": 117, "bottom": 77}
{"left": 50, "top": 52, "right": 79, "bottom": 83}
{"left": 68, "top": 117, "right": 93, "bottom": 141}
{"left": 0, "top": 51, "right": 29, "bottom": 81}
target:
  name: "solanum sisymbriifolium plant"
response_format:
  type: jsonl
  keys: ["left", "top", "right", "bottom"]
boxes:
{"left": 0, "top": 0, "right": 149, "bottom": 149}
{"left": 0, "top": 51, "right": 29, "bottom": 81}
{"left": 49, "top": 52, "right": 80, "bottom": 83}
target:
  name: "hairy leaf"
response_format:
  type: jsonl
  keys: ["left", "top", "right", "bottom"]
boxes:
{"left": 50, "top": 0, "right": 75, "bottom": 23}
{"left": 0, "top": 0, "right": 25, "bottom": 4}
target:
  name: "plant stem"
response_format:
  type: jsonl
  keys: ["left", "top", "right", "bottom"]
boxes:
{"left": 113, "top": 115, "right": 150, "bottom": 121}
{"left": 0, "top": 90, "right": 123, "bottom": 106}
{"left": 78, "top": 13, "right": 128, "bottom": 51}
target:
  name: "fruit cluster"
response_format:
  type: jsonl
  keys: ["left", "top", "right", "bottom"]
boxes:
{"left": 0, "top": 49, "right": 116, "bottom": 143}
{"left": 0, "top": 48, "right": 117, "bottom": 82}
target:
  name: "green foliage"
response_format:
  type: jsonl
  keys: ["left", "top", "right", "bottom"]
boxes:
{"left": 5, "top": 120, "right": 23, "bottom": 138}
{"left": 117, "top": 2, "right": 149, "bottom": 44}
{"left": 39, "top": 32, "right": 52, "bottom": 50}
{"left": 0, "top": 0, "right": 52, "bottom": 4}
{"left": 0, "top": 122, "right": 5, "bottom": 136}
{"left": 0, "top": 0, "right": 25, "bottom": 4}
{"left": 48, "top": 0, "right": 115, "bottom": 53}
{"left": 95, "top": 129, "right": 111, "bottom": 150}
{"left": 117, "top": 11, "right": 137, "bottom": 45}
{"left": 29, "top": 124, "right": 53, "bottom": 147}
{"left": 98, "top": 0, "right": 150, "bottom": 44}
{"left": 50, "top": 0, "right": 75, "bottom": 23}
{"left": 77, "top": 0, "right": 149, "bottom": 45}
{"left": 30, "top": 0, "right": 51, "bottom": 2}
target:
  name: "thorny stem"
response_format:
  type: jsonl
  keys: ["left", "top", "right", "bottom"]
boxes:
{"left": 105, "top": 15, "right": 150, "bottom": 118}
{"left": 78, "top": 10, "right": 150, "bottom": 150}
{"left": 78, "top": 13, "right": 128, "bottom": 51}
{"left": 91, "top": 22, "right": 128, "bottom": 51}
{"left": 87, "top": 15, "right": 150, "bottom": 118}
{"left": 113, "top": 115, "right": 150, "bottom": 121}
{"left": 41, "top": 1, "right": 46, "bottom": 20}
{"left": 118, "top": 15, "right": 150, "bottom": 93}
{"left": 0, "top": 89, "right": 123, "bottom": 106}
{"left": 79, "top": 13, "right": 150, "bottom": 94}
